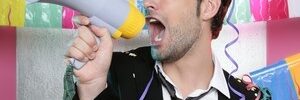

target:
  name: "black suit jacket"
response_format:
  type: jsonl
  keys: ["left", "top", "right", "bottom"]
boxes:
{"left": 73, "top": 47, "right": 264, "bottom": 100}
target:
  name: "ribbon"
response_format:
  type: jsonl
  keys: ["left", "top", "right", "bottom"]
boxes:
{"left": 139, "top": 71, "right": 154, "bottom": 100}
{"left": 225, "top": 0, "right": 246, "bottom": 99}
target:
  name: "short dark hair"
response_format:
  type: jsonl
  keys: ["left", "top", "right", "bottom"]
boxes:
{"left": 196, "top": 0, "right": 232, "bottom": 39}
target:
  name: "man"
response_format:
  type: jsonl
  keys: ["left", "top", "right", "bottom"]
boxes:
{"left": 65, "top": 0, "right": 267, "bottom": 99}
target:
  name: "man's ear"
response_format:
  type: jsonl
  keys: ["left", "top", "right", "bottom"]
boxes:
{"left": 201, "top": 0, "right": 221, "bottom": 20}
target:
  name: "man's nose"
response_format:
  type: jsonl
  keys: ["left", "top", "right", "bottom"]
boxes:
{"left": 143, "top": 0, "right": 157, "bottom": 11}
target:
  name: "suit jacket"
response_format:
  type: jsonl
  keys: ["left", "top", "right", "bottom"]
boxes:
{"left": 73, "top": 46, "right": 265, "bottom": 100}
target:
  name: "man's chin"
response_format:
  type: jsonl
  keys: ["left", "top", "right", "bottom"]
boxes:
{"left": 151, "top": 47, "right": 163, "bottom": 61}
{"left": 150, "top": 46, "right": 175, "bottom": 63}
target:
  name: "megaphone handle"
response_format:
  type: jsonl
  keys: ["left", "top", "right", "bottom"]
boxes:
{"left": 89, "top": 16, "right": 122, "bottom": 39}
{"left": 69, "top": 58, "right": 86, "bottom": 70}
{"left": 70, "top": 16, "right": 116, "bottom": 70}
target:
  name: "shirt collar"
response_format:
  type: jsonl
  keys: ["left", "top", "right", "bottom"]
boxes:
{"left": 154, "top": 55, "right": 230, "bottom": 99}
{"left": 210, "top": 55, "right": 231, "bottom": 98}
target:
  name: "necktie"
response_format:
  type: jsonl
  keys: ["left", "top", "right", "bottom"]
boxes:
{"left": 156, "top": 66, "right": 212, "bottom": 100}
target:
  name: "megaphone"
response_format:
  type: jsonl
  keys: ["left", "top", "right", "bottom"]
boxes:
{"left": 27, "top": 0, "right": 146, "bottom": 69}
{"left": 27, "top": 0, "right": 146, "bottom": 39}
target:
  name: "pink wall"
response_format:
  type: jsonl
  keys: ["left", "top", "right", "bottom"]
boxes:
{"left": 267, "top": 17, "right": 300, "bottom": 64}
{"left": 0, "top": 26, "right": 16, "bottom": 100}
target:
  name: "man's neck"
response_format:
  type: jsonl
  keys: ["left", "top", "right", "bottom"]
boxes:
{"left": 162, "top": 33, "right": 214, "bottom": 98}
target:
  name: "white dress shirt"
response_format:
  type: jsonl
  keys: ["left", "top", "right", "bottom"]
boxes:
{"left": 154, "top": 56, "right": 231, "bottom": 100}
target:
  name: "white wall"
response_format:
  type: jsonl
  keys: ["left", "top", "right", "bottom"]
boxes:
{"left": 17, "top": 28, "right": 76, "bottom": 100}
{"left": 212, "top": 21, "right": 266, "bottom": 76}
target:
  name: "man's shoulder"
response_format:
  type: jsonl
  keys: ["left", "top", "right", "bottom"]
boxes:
{"left": 222, "top": 70, "right": 270, "bottom": 100}
{"left": 112, "top": 46, "right": 153, "bottom": 62}
{"left": 110, "top": 46, "right": 154, "bottom": 70}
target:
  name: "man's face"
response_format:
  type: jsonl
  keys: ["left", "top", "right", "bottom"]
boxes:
{"left": 145, "top": 0, "right": 203, "bottom": 62}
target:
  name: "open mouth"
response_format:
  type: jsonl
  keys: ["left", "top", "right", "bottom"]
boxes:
{"left": 146, "top": 17, "right": 166, "bottom": 45}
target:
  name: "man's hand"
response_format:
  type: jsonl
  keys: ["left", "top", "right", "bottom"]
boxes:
{"left": 65, "top": 15, "right": 113, "bottom": 100}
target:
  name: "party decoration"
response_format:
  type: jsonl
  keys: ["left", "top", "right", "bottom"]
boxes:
{"left": 62, "top": 7, "right": 79, "bottom": 29}
{"left": 0, "top": 0, "right": 25, "bottom": 27}
{"left": 267, "top": 17, "right": 300, "bottom": 64}
{"left": 250, "top": 0, "right": 289, "bottom": 21}
{"left": 250, "top": 53, "right": 300, "bottom": 100}
{"left": 0, "top": 26, "right": 16, "bottom": 100}
{"left": 224, "top": 0, "right": 251, "bottom": 24}
{"left": 25, "top": 3, "right": 62, "bottom": 28}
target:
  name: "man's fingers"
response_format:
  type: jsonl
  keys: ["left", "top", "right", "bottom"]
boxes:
{"left": 73, "top": 37, "right": 96, "bottom": 60}
{"left": 90, "top": 25, "right": 113, "bottom": 51}
{"left": 66, "top": 24, "right": 112, "bottom": 66}
{"left": 66, "top": 46, "right": 89, "bottom": 62}
{"left": 78, "top": 26, "right": 98, "bottom": 51}
{"left": 73, "top": 15, "right": 90, "bottom": 26}
{"left": 90, "top": 25, "right": 111, "bottom": 40}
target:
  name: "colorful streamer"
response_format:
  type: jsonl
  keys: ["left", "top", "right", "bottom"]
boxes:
{"left": 62, "top": 7, "right": 79, "bottom": 29}
{"left": 224, "top": 0, "right": 251, "bottom": 24}
{"left": 225, "top": 0, "right": 245, "bottom": 99}
{"left": 25, "top": 3, "right": 62, "bottom": 28}
{"left": 0, "top": 0, "right": 297, "bottom": 28}
{"left": 250, "top": 0, "right": 289, "bottom": 21}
